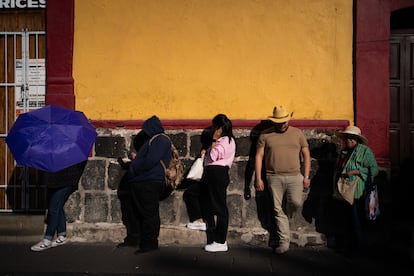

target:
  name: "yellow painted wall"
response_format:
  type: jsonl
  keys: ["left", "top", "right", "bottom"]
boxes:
{"left": 73, "top": 0, "right": 353, "bottom": 121}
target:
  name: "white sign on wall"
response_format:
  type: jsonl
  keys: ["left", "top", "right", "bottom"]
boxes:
{"left": 15, "top": 58, "right": 46, "bottom": 113}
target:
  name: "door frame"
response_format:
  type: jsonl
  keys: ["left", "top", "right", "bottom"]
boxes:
{"left": 0, "top": 30, "right": 46, "bottom": 212}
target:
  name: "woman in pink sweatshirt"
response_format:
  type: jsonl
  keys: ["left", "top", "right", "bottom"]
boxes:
{"left": 202, "top": 114, "right": 236, "bottom": 253}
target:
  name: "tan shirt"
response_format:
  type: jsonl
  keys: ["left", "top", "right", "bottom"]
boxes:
{"left": 257, "top": 126, "right": 308, "bottom": 175}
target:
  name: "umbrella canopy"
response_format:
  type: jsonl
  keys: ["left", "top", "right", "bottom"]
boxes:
{"left": 6, "top": 105, "right": 97, "bottom": 173}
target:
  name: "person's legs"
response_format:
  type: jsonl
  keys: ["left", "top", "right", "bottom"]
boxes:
{"left": 183, "top": 181, "right": 203, "bottom": 222}
{"left": 56, "top": 207, "right": 66, "bottom": 236}
{"left": 200, "top": 177, "right": 215, "bottom": 244}
{"left": 203, "top": 166, "right": 230, "bottom": 252}
{"left": 265, "top": 185, "right": 280, "bottom": 249}
{"left": 44, "top": 186, "right": 75, "bottom": 240}
{"left": 267, "top": 175, "right": 289, "bottom": 252}
{"left": 207, "top": 167, "right": 229, "bottom": 244}
{"left": 351, "top": 197, "right": 366, "bottom": 253}
{"left": 285, "top": 174, "right": 305, "bottom": 217}
{"left": 122, "top": 193, "right": 140, "bottom": 245}
{"left": 130, "top": 181, "right": 163, "bottom": 253}
{"left": 184, "top": 181, "right": 207, "bottom": 230}
{"left": 117, "top": 177, "right": 140, "bottom": 246}
{"left": 119, "top": 191, "right": 140, "bottom": 247}
{"left": 55, "top": 186, "right": 76, "bottom": 237}
{"left": 32, "top": 186, "right": 75, "bottom": 251}
{"left": 327, "top": 197, "right": 347, "bottom": 251}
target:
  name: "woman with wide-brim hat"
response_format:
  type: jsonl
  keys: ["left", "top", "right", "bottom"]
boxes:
{"left": 336, "top": 125, "right": 368, "bottom": 145}
{"left": 331, "top": 125, "right": 378, "bottom": 256}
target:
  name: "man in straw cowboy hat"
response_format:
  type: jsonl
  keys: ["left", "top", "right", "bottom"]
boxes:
{"left": 254, "top": 105, "right": 311, "bottom": 254}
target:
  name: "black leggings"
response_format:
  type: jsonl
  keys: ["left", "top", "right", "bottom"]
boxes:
{"left": 201, "top": 165, "right": 230, "bottom": 244}
{"left": 183, "top": 180, "right": 203, "bottom": 222}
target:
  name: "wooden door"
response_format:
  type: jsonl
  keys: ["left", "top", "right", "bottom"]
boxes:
{"left": 389, "top": 32, "right": 414, "bottom": 215}
{"left": 390, "top": 33, "right": 414, "bottom": 172}
{"left": 0, "top": 9, "right": 46, "bottom": 212}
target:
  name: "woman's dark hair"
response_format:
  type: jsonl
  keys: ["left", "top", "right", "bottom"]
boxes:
{"left": 212, "top": 114, "right": 235, "bottom": 143}
{"left": 133, "top": 130, "right": 149, "bottom": 151}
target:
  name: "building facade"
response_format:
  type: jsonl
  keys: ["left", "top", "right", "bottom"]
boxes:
{"left": 1, "top": 0, "right": 414, "bottom": 246}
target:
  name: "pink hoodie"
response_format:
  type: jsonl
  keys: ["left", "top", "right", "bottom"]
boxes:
{"left": 203, "top": 136, "right": 236, "bottom": 168}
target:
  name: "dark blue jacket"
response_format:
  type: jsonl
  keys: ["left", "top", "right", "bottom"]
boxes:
{"left": 127, "top": 115, "right": 172, "bottom": 184}
{"left": 45, "top": 161, "right": 87, "bottom": 189}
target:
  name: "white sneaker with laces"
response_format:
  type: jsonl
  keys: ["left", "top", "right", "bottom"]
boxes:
{"left": 31, "top": 239, "right": 52, "bottom": 252}
{"left": 186, "top": 220, "right": 207, "bottom": 231}
{"left": 52, "top": 236, "right": 67, "bottom": 247}
{"left": 204, "top": 241, "right": 228, "bottom": 252}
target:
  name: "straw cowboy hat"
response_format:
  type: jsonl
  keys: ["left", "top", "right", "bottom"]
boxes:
{"left": 267, "top": 106, "right": 293, "bottom": 123}
{"left": 336, "top": 126, "right": 368, "bottom": 145}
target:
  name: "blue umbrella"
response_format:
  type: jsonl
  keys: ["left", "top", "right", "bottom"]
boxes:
{"left": 6, "top": 105, "right": 97, "bottom": 173}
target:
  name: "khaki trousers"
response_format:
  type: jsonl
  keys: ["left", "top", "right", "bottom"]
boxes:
{"left": 267, "top": 174, "right": 304, "bottom": 246}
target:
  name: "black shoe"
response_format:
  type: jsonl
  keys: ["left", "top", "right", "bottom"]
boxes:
{"left": 117, "top": 241, "right": 138, "bottom": 248}
{"left": 134, "top": 247, "right": 158, "bottom": 254}
{"left": 244, "top": 188, "right": 251, "bottom": 200}
{"left": 268, "top": 239, "right": 279, "bottom": 251}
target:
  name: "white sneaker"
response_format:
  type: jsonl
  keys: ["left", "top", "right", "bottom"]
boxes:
{"left": 204, "top": 241, "right": 228, "bottom": 252}
{"left": 186, "top": 220, "right": 207, "bottom": 231}
{"left": 51, "top": 236, "right": 67, "bottom": 247}
{"left": 31, "top": 239, "right": 52, "bottom": 252}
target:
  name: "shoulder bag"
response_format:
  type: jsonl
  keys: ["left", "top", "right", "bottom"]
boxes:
{"left": 333, "top": 176, "right": 357, "bottom": 205}
{"left": 186, "top": 155, "right": 204, "bottom": 181}
{"left": 365, "top": 167, "right": 380, "bottom": 220}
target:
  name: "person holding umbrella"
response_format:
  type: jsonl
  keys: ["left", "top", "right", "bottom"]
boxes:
{"left": 4, "top": 105, "right": 97, "bottom": 252}
{"left": 5, "top": 105, "right": 97, "bottom": 173}
{"left": 31, "top": 161, "right": 87, "bottom": 251}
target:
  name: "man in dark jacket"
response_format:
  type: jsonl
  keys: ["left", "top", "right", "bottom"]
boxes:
{"left": 127, "top": 115, "right": 172, "bottom": 254}
{"left": 117, "top": 130, "right": 148, "bottom": 248}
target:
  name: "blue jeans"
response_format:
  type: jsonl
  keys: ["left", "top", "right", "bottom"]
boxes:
{"left": 44, "top": 186, "right": 76, "bottom": 241}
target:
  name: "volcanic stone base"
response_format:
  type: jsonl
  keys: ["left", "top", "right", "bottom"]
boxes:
{"left": 66, "top": 223, "right": 327, "bottom": 247}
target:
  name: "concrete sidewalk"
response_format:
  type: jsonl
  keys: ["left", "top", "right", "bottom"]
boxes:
{"left": 0, "top": 241, "right": 412, "bottom": 276}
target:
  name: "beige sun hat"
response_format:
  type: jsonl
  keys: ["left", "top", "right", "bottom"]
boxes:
{"left": 267, "top": 106, "right": 293, "bottom": 123}
{"left": 336, "top": 126, "right": 368, "bottom": 145}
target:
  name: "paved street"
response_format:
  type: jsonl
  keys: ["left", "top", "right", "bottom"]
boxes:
{"left": 0, "top": 241, "right": 412, "bottom": 276}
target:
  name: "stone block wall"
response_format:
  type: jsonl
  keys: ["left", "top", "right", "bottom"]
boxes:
{"left": 64, "top": 127, "right": 357, "bottom": 247}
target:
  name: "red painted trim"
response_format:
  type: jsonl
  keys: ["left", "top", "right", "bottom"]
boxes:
{"left": 391, "top": 0, "right": 414, "bottom": 11}
{"left": 356, "top": 1, "right": 388, "bottom": 164}
{"left": 356, "top": 0, "right": 414, "bottom": 168}
{"left": 45, "top": 0, "right": 75, "bottom": 109}
{"left": 91, "top": 119, "right": 349, "bottom": 130}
